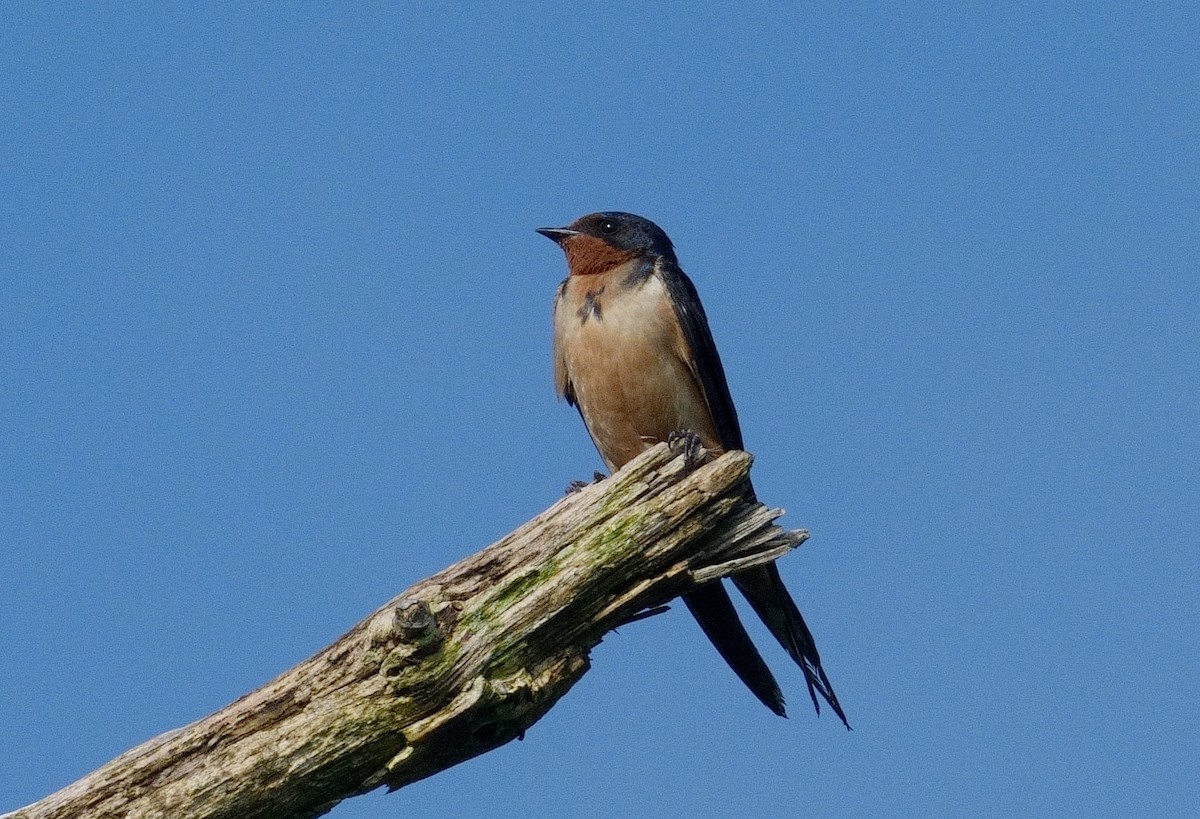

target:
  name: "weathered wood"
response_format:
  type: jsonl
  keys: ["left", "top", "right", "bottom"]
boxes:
{"left": 3, "top": 444, "right": 808, "bottom": 819}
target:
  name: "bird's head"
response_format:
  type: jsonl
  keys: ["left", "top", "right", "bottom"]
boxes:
{"left": 537, "top": 211, "right": 677, "bottom": 276}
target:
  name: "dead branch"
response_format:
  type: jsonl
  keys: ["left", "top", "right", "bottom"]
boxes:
{"left": 3, "top": 444, "right": 807, "bottom": 819}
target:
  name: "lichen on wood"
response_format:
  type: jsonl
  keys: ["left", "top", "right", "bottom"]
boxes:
{"left": 3, "top": 443, "right": 807, "bottom": 819}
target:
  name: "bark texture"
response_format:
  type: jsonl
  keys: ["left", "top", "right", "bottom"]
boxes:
{"left": 4, "top": 444, "right": 808, "bottom": 819}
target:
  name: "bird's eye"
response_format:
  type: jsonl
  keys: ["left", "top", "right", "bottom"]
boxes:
{"left": 599, "top": 219, "right": 619, "bottom": 235}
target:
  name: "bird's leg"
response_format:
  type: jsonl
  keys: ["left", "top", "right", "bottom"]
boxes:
{"left": 668, "top": 429, "right": 703, "bottom": 469}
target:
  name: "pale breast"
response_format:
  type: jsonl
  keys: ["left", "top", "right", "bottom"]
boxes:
{"left": 554, "top": 264, "right": 721, "bottom": 472}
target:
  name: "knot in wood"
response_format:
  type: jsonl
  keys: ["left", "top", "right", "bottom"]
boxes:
{"left": 368, "top": 599, "right": 446, "bottom": 647}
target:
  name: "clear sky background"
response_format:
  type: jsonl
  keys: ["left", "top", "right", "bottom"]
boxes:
{"left": 2, "top": 3, "right": 1196, "bottom": 817}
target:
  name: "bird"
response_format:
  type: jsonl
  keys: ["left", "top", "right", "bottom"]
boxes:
{"left": 537, "top": 211, "right": 848, "bottom": 727}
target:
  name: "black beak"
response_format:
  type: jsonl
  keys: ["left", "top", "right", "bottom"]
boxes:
{"left": 536, "top": 227, "right": 580, "bottom": 245}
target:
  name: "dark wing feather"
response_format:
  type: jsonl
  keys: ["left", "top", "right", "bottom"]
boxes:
{"left": 656, "top": 260, "right": 745, "bottom": 452}
{"left": 551, "top": 278, "right": 577, "bottom": 407}
{"left": 682, "top": 584, "right": 786, "bottom": 716}
{"left": 658, "top": 258, "right": 850, "bottom": 728}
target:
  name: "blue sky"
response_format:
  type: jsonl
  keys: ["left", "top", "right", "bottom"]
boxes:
{"left": 2, "top": 3, "right": 1196, "bottom": 817}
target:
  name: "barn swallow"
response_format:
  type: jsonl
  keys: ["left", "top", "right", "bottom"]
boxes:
{"left": 538, "top": 211, "right": 848, "bottom": 726}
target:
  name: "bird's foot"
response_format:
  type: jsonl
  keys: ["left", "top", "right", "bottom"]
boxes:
{"left": 564, "top": 471, "right": 608, "bottom": 495}
{"left": 668, "top": 429, "right": 703, "bottom": 469}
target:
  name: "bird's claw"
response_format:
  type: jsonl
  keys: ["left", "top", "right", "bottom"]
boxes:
{"left": 564, "top": 471, "right": 608, "bottom": 495}
{"left": 668, "top": 429, "right": 703, "bottom": 469}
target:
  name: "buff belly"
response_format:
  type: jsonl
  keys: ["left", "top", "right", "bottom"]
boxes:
{"left": 555, "top": 269, "right": 721, "bottom": 472}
